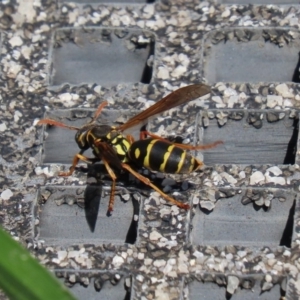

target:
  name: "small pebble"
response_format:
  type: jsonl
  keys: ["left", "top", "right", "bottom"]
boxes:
{"left": 1, "top": 189, "right": 13, "bottom": 200}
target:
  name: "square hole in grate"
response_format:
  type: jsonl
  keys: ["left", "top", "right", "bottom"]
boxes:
{"left": 185, "top": 276, "right": 285, "bottom": 300}
{"left": 58, "top": 273, "right": 131, "bottom": 300}
{"left": 199, "top": 110, "right": 299, "bottom": 165}
{"left": 61, "top": 0, "right": 154, "bottom": 2}
{"left": 190, "top": 188, "right": 296, "bottom": 249}
{"left": 203, "top": 29, "right": 300, "bottom": 83}
{"left": 219, "top": 0, "right": 299, "bottom": 3}
{"left": 34, "top": 186, "right": 139, "bottom": 245}
{"left": 49, "top": 28, "right": 154, "bottom": 86}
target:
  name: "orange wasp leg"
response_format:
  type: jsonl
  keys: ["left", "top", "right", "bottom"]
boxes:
{"left": 59, "top": 152, "right": 118, "bottom": 212}
{"left": 126, "top": 134, "right": 135, "bottom": 144}
{"left": 59, "top": 153, "right": 98, "bottom": 176}
{"left": 102, "top": 159, "right": 118, "bottom": 213}
{"left": 121, "top": 163, "right": 190, "bottom": 210}
{"left": 140, "top": 130, "right": 223, "bottom": 150}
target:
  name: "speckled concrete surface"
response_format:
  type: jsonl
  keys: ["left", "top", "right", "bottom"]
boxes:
{"left": 1, "top": 1, "right": 300, "bottom": 299}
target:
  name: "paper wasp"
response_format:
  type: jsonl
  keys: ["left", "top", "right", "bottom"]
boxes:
{"left": 37, "top": 84, "right": 222, "bottom": 212}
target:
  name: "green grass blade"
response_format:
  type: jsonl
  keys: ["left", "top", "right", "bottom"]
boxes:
{"left": 0, "top": 226, "right": 76, "bottom": 300}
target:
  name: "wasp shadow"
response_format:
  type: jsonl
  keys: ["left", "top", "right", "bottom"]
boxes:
{"left": 280, "top": 198, "right": 295, "bottom": 248}
{"left": 80, "top": 163, "right": 140, "bottom": 244}
{"left": 292, "top": 51, "right": 300, "bottom": 83}
{"left": 283, "top": 118, "right": 298, "bottom": 165}
{"left": 83, "top": 183, "right": 102, "bottom": 233}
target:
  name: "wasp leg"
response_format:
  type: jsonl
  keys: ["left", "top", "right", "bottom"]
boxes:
{"left": 140, "top": 130, "right": 223, "bottom": 150}
{"left": 59, "top": 153, "right": 99, "bottom": 176}
{"left": 126, "top": 134, "right": 135, "bottom": 144}
{"left": 139, "top": 130, "right": 150, "bottom": 140}
{"left": 102, "top": 159, "right": 118, "bottom": 213}
{"left": 174, "top": 140, "right": 223, "bottom": 150}
{"left": 61, "top": 153, "right": 118, "bottom": 212}
{"left": 121, "top": 163, "right": 190, "bottom": 210}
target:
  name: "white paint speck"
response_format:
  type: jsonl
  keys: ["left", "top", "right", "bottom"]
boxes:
{"left": 112, "top": 255, "right": 124, "bottom": 267}
{"left": 149, "top": 230, "right": 162, "bottom": 241}
{"left": 1, "top": 189, "right": 13, "bottom": 200}
{"left": 249, "top": 171, "right": 265, "bottom": 185}
{"left": 0, "top": 123, "right": 7, "bottom": 132}
{"left": 9, "top": 36, "right": 23, "bottom": 47}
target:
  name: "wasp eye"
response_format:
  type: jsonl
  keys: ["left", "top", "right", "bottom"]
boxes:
{"left": 75, "top": 131, "right": 89, "bottom": 150}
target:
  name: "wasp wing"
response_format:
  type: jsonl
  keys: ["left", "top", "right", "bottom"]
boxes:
{"left": 93, "top": 141, "right": 123, "bottom": 171}
{"left": 117, "top": 83, "right": 210, "bottom": 132}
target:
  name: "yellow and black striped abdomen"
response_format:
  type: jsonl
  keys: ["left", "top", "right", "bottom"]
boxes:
{"left": 128, "top": 138, "right": 202, "bottom": 174}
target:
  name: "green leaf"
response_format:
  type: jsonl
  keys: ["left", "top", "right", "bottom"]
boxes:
{"left": 0, "top": 226, "right": 76, "bottom": 300}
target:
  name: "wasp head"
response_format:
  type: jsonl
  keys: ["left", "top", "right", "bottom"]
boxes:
{"left": 75, "top": 124, "right": 95, "bottom": 150}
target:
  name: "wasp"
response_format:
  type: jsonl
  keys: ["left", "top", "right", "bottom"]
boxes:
{"left": 37, "top": 84, "right": 222, "bottom": 212}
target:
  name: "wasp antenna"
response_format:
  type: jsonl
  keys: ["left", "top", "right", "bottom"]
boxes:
{"left": 37, "top": 119, "right": 80, "bottom": 130}
{"left": 92, "top": 101, "right": 108, "bottom": 122}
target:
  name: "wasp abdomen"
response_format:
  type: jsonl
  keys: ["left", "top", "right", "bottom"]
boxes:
{"left": 128, "top": 138, "right": 202, "bottom": 174}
